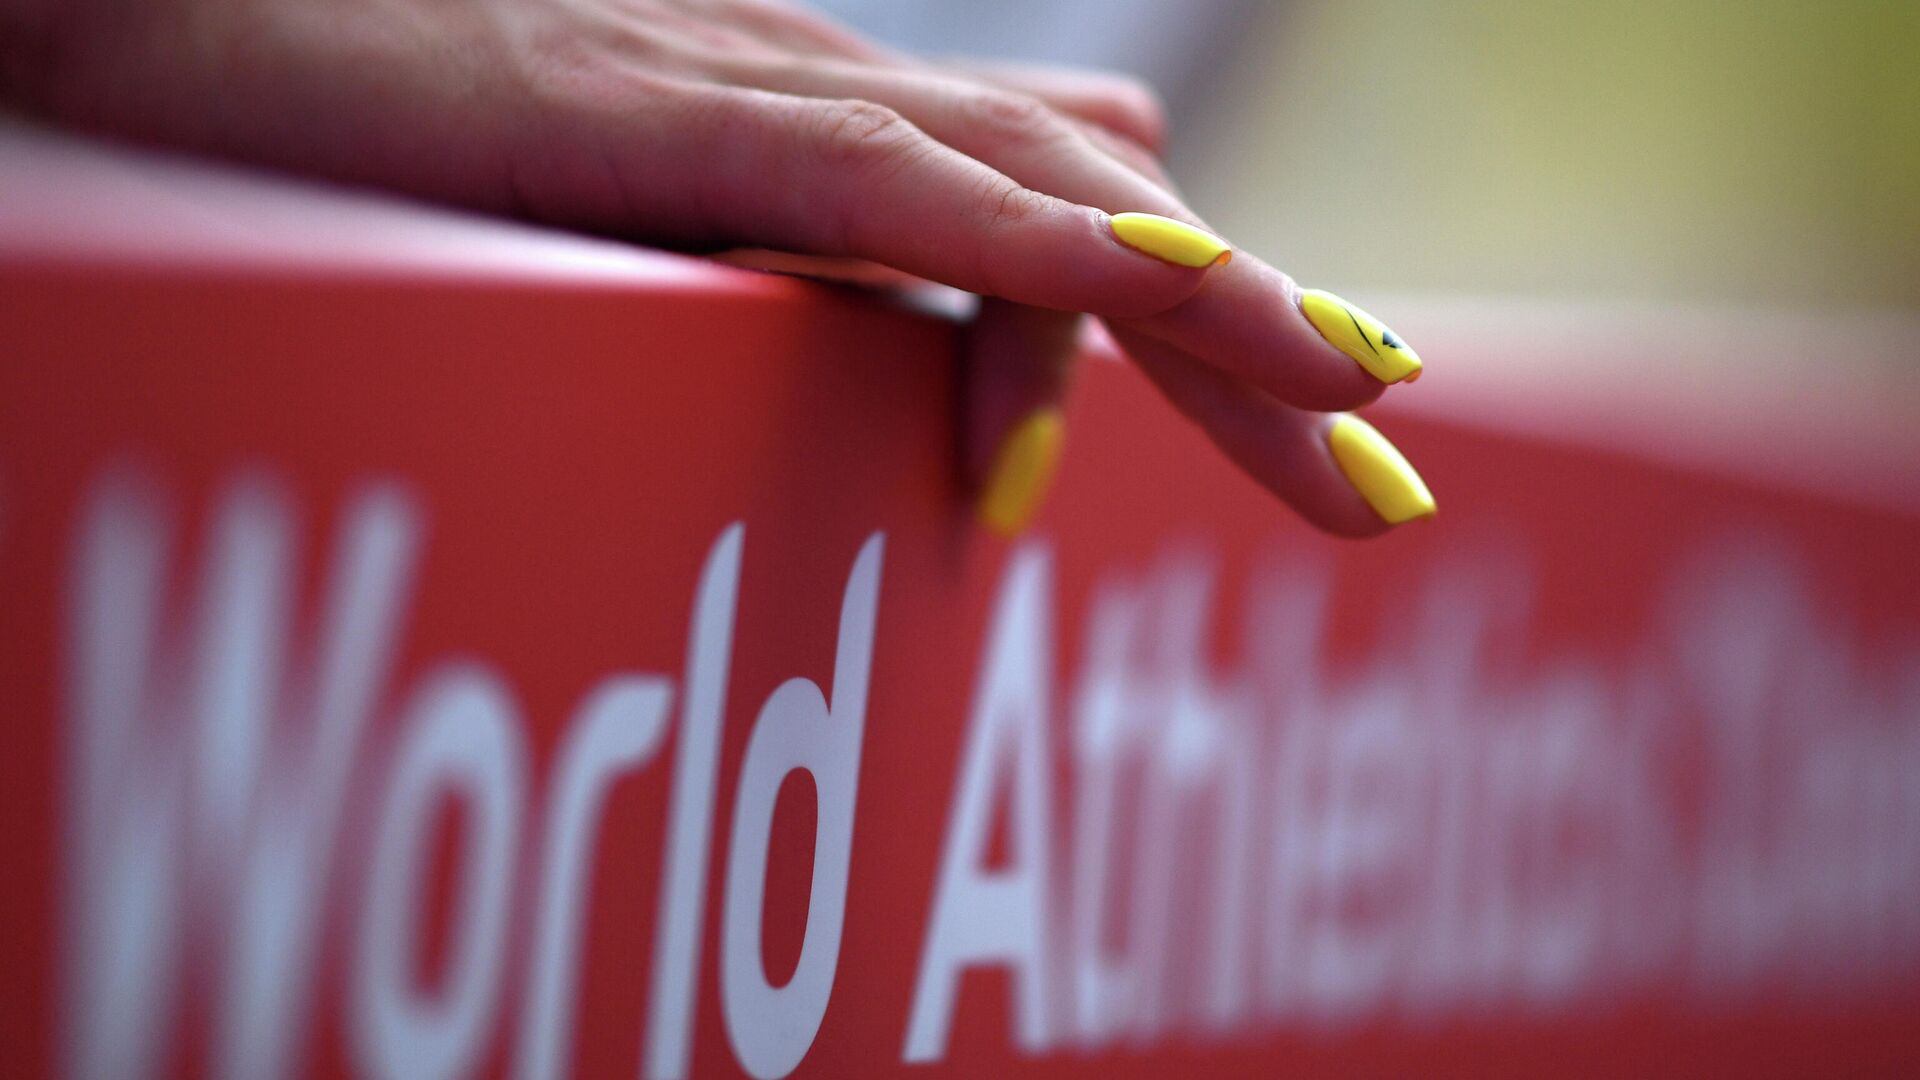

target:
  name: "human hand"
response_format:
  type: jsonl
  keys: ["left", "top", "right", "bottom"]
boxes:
{"left": 5, "top": 0, "right": 1435, "bottom": 535}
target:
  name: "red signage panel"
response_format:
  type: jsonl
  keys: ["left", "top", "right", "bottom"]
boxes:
{"left": 2, "top": 133, "right": 1917, "bottom": 1079}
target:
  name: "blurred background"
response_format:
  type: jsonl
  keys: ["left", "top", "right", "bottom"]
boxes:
{"left": 824, "top": 0, "right": 1920, "bottom": 313}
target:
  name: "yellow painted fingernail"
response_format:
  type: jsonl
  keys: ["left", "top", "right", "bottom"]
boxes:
{"left": 978, "top": 409, "right": 1066, "bottom": 536}
{"left": 1300, "top": 289, "right": 1422, "bottom": 384}
{"left": 1109, "top": 212, "right": 1232, "bottom": 269}
{"left": 1327, "top": 414, "right": 1436, "bottom": 525}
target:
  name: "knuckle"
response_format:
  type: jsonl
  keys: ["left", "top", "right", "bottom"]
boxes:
{"left": 812, "top": 99, "right": 921, "bottom": 172}
{"left": 980, "top": 180, "right": 1043, "bottom": 230}
{"left": 960, "top": 90, "right": 1070, "bottom": 149}
{"left": 805, "top": 99, "right": 933, "bottom": 252}
{"left": 962, "top": 179, "right": 1047, "bottom": 298}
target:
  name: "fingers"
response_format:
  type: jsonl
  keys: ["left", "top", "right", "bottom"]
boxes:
{"left": 1109, "top": 269, "right": 1402, "bottom": 413}
{"left": 711, "top": 59, "right": 1406, "bottom": 411}
{"left": 963, "top": 299, "right": 1080, "bottom": 535}
{"left": 723, "top": 58, "right": 1185, "bottom": 224}
{"left": 1110, "top": 326, "right": 1436, "bottom": 538}
{"left": 562, "top": 82, "right": 1219, "bottom": 316}
{"left": 589, "top": 38, "right": 1432, "bottom": 538}
{"left": 935, "top": 57, "right": 1169, "bottom": 154}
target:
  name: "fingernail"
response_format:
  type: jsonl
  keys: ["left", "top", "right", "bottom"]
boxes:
{"left": 1109, "top": 212, "right": 1232, "bottom": 269}
{"left": 978, "top": 408, "right": 1066, "bottom": 536}
{"left": 1300, "top": 289, "right": 1423, "bottom": 384}
{"left": 1327, "top": 414, "right": 1436, "bottom": 525}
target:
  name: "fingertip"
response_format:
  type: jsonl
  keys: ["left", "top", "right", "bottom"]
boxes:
{"left": 989, "top": 207, "right": 1210, "bottom": 319}
{"left": 1324, "top": 413, "right": 1438, "bottom": 529}
{"left": 977, "top": 407, "right": 1067, "bottom": 536}
{"left": 1299, "top": 289, "right": 1425, "bottom": 386}
{"left": 1108, "top": 211, "right": 1232, "bottom": 270}
{"left": 1113, "top": 257, "right": 1422, "bottom": 410}
{"left": 962, "top": 300, "right": 1080, "bottom": 535}
{"left": 1115, "top": 328, "right": 1437, "bottom": 539}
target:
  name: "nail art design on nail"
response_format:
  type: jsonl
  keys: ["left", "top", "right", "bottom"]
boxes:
{"left": 979, "top": 408, "right": 1066, "bottom": 536}
{"left": 1109, "top": 212, "right": 1232, "bottom": 269}
{"left": 1300, "top": 289, "right": 1423, "bottom": 384}
{"left": 1326, "top": 414, "right": 1436, "bottom": 525}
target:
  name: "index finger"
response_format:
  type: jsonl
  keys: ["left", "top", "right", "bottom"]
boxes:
{"left": 569, "top": 83, "right": 1229, "bottom": 318}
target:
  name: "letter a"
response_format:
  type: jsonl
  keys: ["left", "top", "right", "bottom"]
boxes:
{"left": 902, "top": 546, "right": 1056, "bottom": 1062}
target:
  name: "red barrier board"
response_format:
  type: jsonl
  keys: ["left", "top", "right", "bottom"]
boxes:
{"left": 3, "top": 126, "right": 1919, "bottom": 1078}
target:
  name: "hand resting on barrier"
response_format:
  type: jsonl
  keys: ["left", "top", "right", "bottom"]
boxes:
{"left": 0, "top": 0, "right": 1436, "bottom": 535}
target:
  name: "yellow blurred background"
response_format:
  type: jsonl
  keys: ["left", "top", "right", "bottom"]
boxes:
{"left": 1179, "top": 0, "right": 1920, "bottom": 312}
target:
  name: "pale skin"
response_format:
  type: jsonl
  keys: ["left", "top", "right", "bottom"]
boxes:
{"left": 0, "top": 0, "right": 1405, "bottom": 536}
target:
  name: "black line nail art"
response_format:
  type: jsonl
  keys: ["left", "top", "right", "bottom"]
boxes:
{"left": 1343, "top": 307, "right": 1381, "bottom": 357}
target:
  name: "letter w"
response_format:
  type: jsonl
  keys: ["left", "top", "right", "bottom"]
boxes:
{"left": 63, "top": 471, "right": 420, "bottom": 1080}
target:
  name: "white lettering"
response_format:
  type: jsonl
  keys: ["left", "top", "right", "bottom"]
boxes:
{"left": 644, "top": 524, "right": 744, "bottom": 1080}
{"left": 721, "top": 533, "right": 884, "bottom": 1078}
{"left": 903, "top": 545, "right": 1057, "bottom": 1062}
{"left": 351, "top": 665, "right": 526, "bottom": 1080}
{"left": 515, "top": 676, "right": 674, "bottom": 1080}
